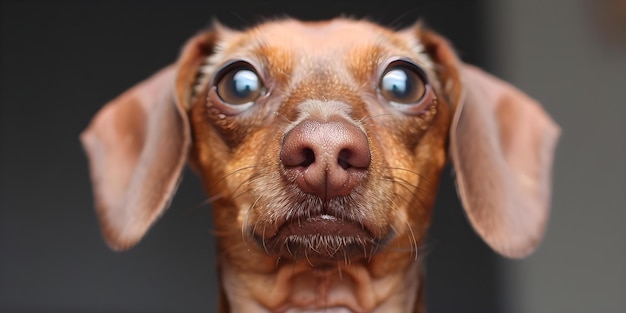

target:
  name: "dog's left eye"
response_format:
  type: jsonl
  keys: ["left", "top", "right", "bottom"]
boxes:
{"left": 380, "top": 62, "right": 427, "bottom": 105}
{"left": 215, "top": 64, "right": 263, "bottom": 105}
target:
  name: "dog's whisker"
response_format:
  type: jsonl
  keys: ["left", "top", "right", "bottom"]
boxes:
{"left": 304, "top": 248, "right": 314, "bottom": 268}
{"left": 80, "top": 16, "right": 558, "bottom": 312}
{"left": 384, "top": 166, "right": 433, "bottom": 185}
{"left": 207, "top": 165, "right": 259, "bottom": 190}
{"left": 180, "top": 194, "right": 223, "bottom": 215}
{"left": 228, "top": 10, "right": 250, "bottom": 26}
{"left": 368, "top": 238, "right": 381, "bottom": 262}
{"left": 262, "top": 224, "right": 269, "bottom": 254}
{"left": 229, "top": 172, "right": 263, "bottom": 199}
{"left": 361, "top": 240, "right": 369, "bottom": 260}
{"left": 203, "top": 193, "right": 224, "bottom": 204}
{"left": 230, "top": 187, "right": 254, "bottom": 202}
{"left": 381, "top": 177, "right": 415, "bottom": 205}
{"left": 385, "top": 176, "right": 431, "bottom": 211}
{"left": 273, "top": 111, "right": 293, "bottom": 124}
{"left": 242, "top": 195, "right": 262, "bottom": 242}
{"left": 285, "top": 240, "right": 294, "bottom": 258}
{"left": 405, "top": 219, "right": 419, "bottom": 261}
{"left": 358, "top": 113, "right": 397, "bottom": 124}
{"left": 251, "top": 219, "right": 260, "bottom": 248}
{"left": 388, "top": 175, "right": 420, "bottom": 190}
{"left": 218, "top": 240, "right": 250, "bottom": 259}
{"left": 329, "top": 240, "right": 342, "bottom": 258}
{"left": 309, "top": 237, "right": 321, "bottom": 255}
{"left": 381, "top": 192, "right": 422, "bottom": 259}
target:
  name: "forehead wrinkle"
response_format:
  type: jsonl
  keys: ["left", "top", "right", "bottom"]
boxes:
{"left": 251, "top": 41, "right": 295, "bottom": 82}
{"left": 209, "top": 19, "right": 437, "bottom": 100}
{"left": 249, "top": 44, "right": 360, "bottom": 99}
{"left": 346, "top": 43, "right": 385, "bottom": 83}
{"left": 216, "top": 19, "right": 401, "bottom": 67}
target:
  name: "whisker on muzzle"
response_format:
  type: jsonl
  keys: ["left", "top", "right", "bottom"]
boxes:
{"left": 379, "top": 175, "right": 433, "bottom": 260}
{"left": 195, "top": 166, "right": 260, "bottom": 210}
{"left": 242, "top": 195, "right": 263, "bottom": 242}
{"left": 358, "top": 113, "right": 397, "bottom": 124}
{"left": 385, "top": 166, "right": 433, "bottom": 185}
{"left": 207, "top": 165, "right": 259, "bottom": 191}
{"left": 273, "top": 111, "right": 294, "bottom": 124}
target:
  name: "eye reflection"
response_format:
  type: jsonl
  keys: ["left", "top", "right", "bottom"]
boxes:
{"left": 380, "top": 63, "right": 426, "bottom": 104}
{"left": 216, "top": 66, "right": 263, "bottom": 105}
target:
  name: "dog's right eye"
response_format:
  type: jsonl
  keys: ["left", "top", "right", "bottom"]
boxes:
{"left": 215, "top": 63, "right": 264, "bottom": 105}
{"left": 380, "top": 62, "right": 427, "bottom": 105}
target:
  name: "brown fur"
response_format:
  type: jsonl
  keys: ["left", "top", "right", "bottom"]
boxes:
{"left": 81, "top": 18, "right": 559, "bottom": 312}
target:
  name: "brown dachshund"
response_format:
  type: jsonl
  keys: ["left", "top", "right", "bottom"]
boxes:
{"left": 81, "top": 18, "right": 559, "bottom": 313}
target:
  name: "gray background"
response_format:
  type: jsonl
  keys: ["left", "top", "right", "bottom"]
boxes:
{"left": 1, "top": 0, "right": 624, "bottom": 312}
{"left": 491, "top": 0, "right": 626, "bottom": 312}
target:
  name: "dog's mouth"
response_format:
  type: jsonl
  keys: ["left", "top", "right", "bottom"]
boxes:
{"left": 253, "top": 213, "right": 392, "bottom": 266}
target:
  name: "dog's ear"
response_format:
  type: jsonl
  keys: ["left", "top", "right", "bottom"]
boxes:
{"left": 418, "top": 29, "right": 560, "bottom": 258}
{"left": 80, "top": 31, "right": 216, "bottom": 250}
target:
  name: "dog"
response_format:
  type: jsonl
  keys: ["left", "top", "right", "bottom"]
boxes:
{"left": 81, "top": 18, "right": 559, "bottom": 313}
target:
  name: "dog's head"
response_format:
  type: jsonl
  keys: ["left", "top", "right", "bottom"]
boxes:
{"left": 82, "top": 18, "right": 558, "bottom": 270}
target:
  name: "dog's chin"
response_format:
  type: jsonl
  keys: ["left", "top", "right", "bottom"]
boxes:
{"left": 254, "top": 214, "right": 392, "bottom": 267}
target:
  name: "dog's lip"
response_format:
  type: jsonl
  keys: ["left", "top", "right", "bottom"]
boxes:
{"left": 261, "top": 211, "right": 378, "bottom": 241}
{"left": 251, "top": 213, "right": 397, "bottom": 263}
{"left": 279, "top": 214, "right": 371, "bottom": 238}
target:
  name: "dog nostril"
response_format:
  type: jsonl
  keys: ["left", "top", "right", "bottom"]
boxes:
{"left": 280, "top": 117, "right": 371, "bottom": 199}
{"left": 281, "top": 144, "right": 316, "bottom": 168}
{"left": 337, "top": 149, "right": 352, "bottom": 170}
{"left": 301, "top": 148, "right": 315, "bottom": 167}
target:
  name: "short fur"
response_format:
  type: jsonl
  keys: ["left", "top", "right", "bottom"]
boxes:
{"left": 81, "top": 18, "right": 559, "bottom": 313}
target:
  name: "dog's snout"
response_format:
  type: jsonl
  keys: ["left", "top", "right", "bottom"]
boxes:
{"left": 280, "top": 118, "right": 371, "bottom": 199}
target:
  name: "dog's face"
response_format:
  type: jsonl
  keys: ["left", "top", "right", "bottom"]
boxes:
{"left": 81, "top": 17, "right": 559, "bottom": 312}
{"left": 187, "top": 19, "right": 452, "bottom": 270}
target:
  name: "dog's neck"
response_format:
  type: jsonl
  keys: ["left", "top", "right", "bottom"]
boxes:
{"left": 219, "top": 255, "right": 423, "bottom": 313}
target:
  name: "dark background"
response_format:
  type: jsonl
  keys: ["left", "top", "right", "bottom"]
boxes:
{"left": 1, "top": 1, "right": 502, "bottom": 312}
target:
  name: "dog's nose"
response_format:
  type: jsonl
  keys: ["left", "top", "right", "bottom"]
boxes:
{"left": 280, "top": 117, "right": 371, "bottom": 199}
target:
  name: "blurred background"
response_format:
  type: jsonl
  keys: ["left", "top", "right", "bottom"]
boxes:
{"left": 1, "top": 0, "right": 624, "bottom": 312}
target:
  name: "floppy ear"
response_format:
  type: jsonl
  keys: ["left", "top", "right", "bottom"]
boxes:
{"left": 420, "top": 29, "right": 560, "bottom": 258}
{"left": 80, "top": 32, "right": 215, "bottom": 250}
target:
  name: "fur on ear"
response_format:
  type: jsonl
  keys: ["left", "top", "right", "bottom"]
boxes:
{"left": 81, "top": 32, "right": 215, "bottom": 250}
{"left": 419, "top": 29, "right": 560, "bottom": 258}
{"left": 80, "top": 66, "right": 189, "bottom": 251}
{"left": 451, "top": 65, "right": 560, "bottom": 258}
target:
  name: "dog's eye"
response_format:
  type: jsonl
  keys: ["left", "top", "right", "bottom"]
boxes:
{"left": 215, "top": 64, "right": 263, "bottom": 105}
{"left": 380, "top": 62, "right": 426, "bottom": 104}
